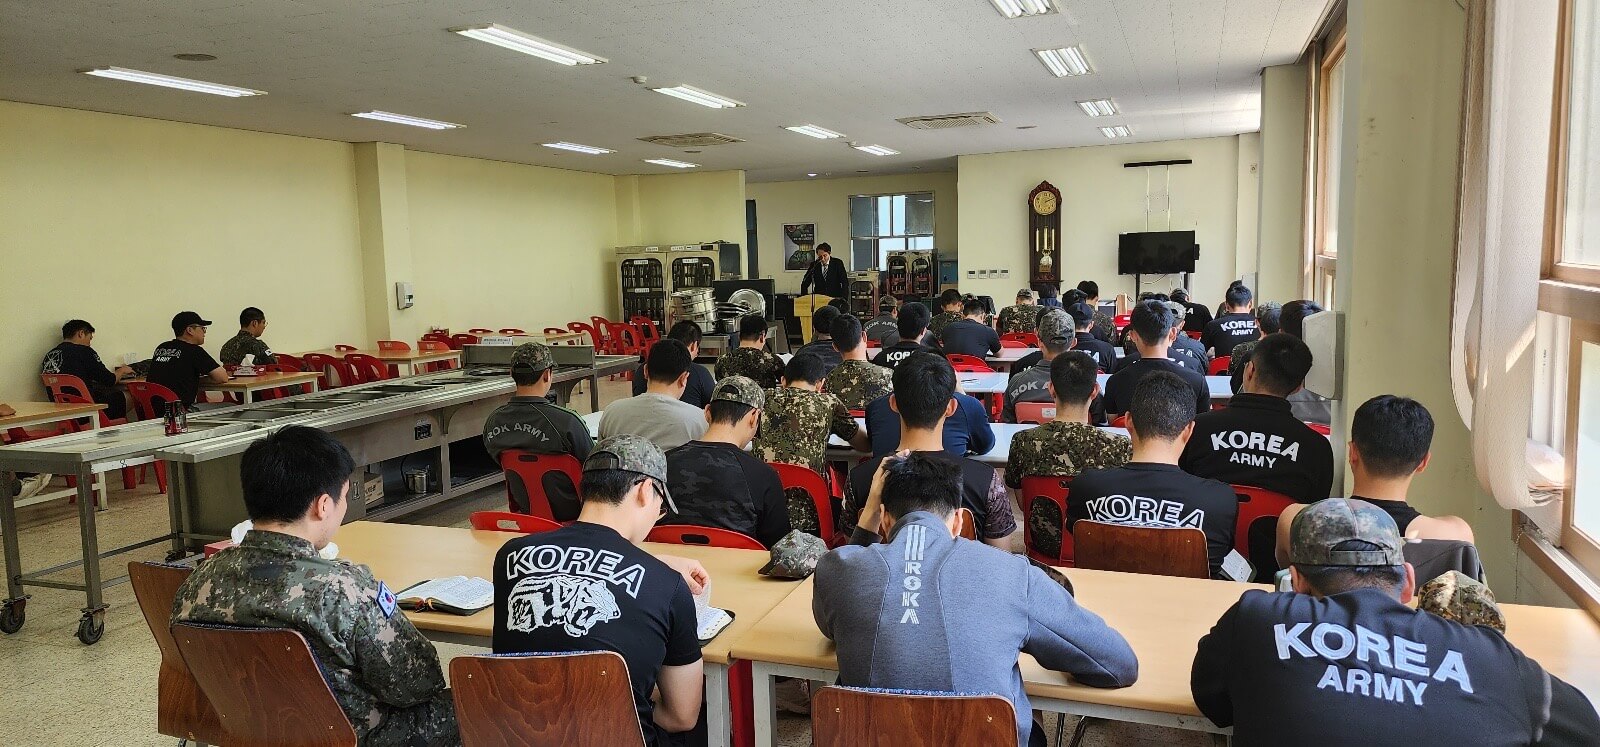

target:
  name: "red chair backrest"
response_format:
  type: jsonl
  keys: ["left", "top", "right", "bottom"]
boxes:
{"left": 127, "top": 381, "right": 182, "bottom": 421}
{"left": 376, "top": 340, "right": 410, "bottom": 352}
{"left": 273, "top": 353, "right": 305, "bottom": 372}
{"left": 343, "top": 353, "right": 392, "bottom": 384}
{"left": 468, "top": 328, "right": 495, "bottom": 335}
{"left": 952, "top": 362, "right": 993, "bottom": 373}
{"left": 1232, "top": 484, "right": 1297, "bottom": 578}
{"left": 646, "top": 524, "right": 765, "bottom": 550}
{"left": 1000, "top": 332, "right": 1039, "bottom": 347}
{"left": 1187, "top": 330, "right": 1204, "bottom": 340}
{"left": 421, "top": 333, "right": 454, "bottom": 347}
{"left": 945, "top": 353, "right": 988, "bottom": 368}
{"left": 999, "top": 339, "right": 1028, "bottom": 349}
{"left": 301, "top": 353, "right": 352, "bottom": 389}
{"left": 770, "top": 462, "right": 839, "bottom": 547}
{"left": 469, "top": 511, "right": 563, "bottom": 534}
{"left": 250, "top": 365, "right": 302, "bottom": 400}
{"left": 1014, "top": 402, "right": 1056, "bottom": 424}
{"left": 1109, "top": 413, "right": 1130, "bottom": 428}
{"left": 417, "top": 340, "right": 451, "bottom": 353}
{"left": 568, "top": 322, "right": 603, "bottom": 349}
{"left": 1207, "top": 355, "right": 1231, "bottom": 375}
{"left": 498, "top": 328, "right": 526, "bottom": 335}
{"left": 1113, "top": 314, "right": 1132, "bottom": 328}
{"left": 1020, "top": 475, "right": 1075, "bottom": 565}
{"left": 1305, "top": 421, "right": 1332, "bottom": 435}
{"left": 41, "top": 373, "right": 118, "bottom": 426}
{"left": 500, "top": 450, "right": 584, "bottom": 521}
{"left": 605, "top": 322, "right": 644, "bottom": 355}
{"left": 332, "top": 344, "right": 358, "bottom": 352}
{"left": 631, "top": 317, "right": 662, "bottom": 346}
{"left": 450, "top": 333, "right": 479, "bottom": 349}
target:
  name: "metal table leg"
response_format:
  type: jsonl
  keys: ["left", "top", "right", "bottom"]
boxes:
{"left": 0, "top": 470, "right": 29, "bottom": 634}
{"left": 73, "top": 463, "right": 106, "bottom": 644}
{"left": 705, "top": 661, "right": 730, "bottom": 747}
{"left": 588, "top": 372, "right": 601, "bottom": 412}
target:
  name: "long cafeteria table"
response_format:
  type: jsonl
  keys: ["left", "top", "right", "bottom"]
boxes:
{"left": 298, "top": 347, "right": 463, "bottom": 376}
{"left": 335, "top": 520, "right": 803, "bottom": 747}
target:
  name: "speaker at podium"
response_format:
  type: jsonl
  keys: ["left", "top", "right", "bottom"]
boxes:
{"left": 792, "top": 294, "right": 838, "bottom": 343}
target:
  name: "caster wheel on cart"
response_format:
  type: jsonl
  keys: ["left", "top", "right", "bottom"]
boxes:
{"left": 0, "top": 598, "right": 26, "bottom": 635}
{"left": 76, "top": 611, "right": 105, "bottom": 645}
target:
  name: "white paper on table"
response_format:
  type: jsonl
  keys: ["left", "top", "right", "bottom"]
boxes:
{"left": 693, "top": 581, "right": 733, "bottom": 641}
{"left": 1220, "top": 549, "right": 1253, "bottom": 582}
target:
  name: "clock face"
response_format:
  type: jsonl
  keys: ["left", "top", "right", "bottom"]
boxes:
{"left": 1032, "top": 191, "right": 1058, "bottom": 216}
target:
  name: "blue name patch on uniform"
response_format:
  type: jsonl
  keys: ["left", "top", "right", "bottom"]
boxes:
{"left": 376, "top": 581, "right": 397, "bottom": 618}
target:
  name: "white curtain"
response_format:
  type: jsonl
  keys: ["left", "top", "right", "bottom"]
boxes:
{"left": 1450, "top": 0, "right": 1560, "bottom": 511}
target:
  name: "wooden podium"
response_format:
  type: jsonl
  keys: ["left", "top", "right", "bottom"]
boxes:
{"left": 793, "top": 294, "right": 837, "bottom": 343}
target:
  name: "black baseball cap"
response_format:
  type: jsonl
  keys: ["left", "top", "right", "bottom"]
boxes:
{"left": 171, "top": 311, "right": 212, "bottom": 336}
{"left": 1066, "top": 302, "right": 1096, "bottom": 326}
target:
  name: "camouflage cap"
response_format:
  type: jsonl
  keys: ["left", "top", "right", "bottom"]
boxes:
{"left": 711, "top": 375, "right": 765, "bottom": 409}
{"left": 1016, "top": 288, "right": 1037, "bottom": 301}
{"left": 509, "top": 342, "right": 554, "bottom": 373}
{"left": 1288, "top": 498, "right": 1405, "bottom": 566}
{"left": 759, "top": 529, "right": 828, "bottom": 579}
{"left": 1037, "top": 309, "right": 1074, "bottom": 346}
{"left": 583, "top": 435, "right": 676, "bottom": 512}
{"left": 1417, "top": 570, "right": 1506, "bottom": 632}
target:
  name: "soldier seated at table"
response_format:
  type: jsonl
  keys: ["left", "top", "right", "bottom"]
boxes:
{"left": 493, "top": 435, "right": 709, "bottom": 746}
{"left": 219, "top": 306, "right": 278, "bottom": 366}
{"left": 752, "top": 353, "right": 868, "bottom": 534}
{"left": 927, "top": 288, "right": 965, "bottom": 340}
{"left": 1002, "top": 308, "right": 1073, "bottom": 423}
{"left": 630, "top": 321, "right": 716, "bottom": 407}
{"left": 148, "top": 311, "right": 229, "bottom": 410}
{"left": 172, "top": 426, "right": 460, "bottom": 747}
{"left": 816, "top": 452, "right": 1139, "bottom": 747}
{"left": 996, "top": 288, "right": 1040, "bottom": 335}
{"left": 862, "top": 296, "right": 901, "bottom": 347}
{"left": 1103, "top": 301, "right": 1211, "bottom": 417}
{"left": 714, "top": 313, "right": 785, "bottom": 389}
{"left": 665, "top": 376, "right": 791, "bottom": 548}
{"left": 483, "top": 342, "right": 593, "bottom": 518}
{"left": 793, "top": 304, "right": 843, "bottom": 376}
{"left": 601, "top": 339, "right": 708, "bottom": 452}
{"left": 820, "top": 314, "right": 892, "bottom": 412}
{"left": 41, "top": 318, "right": 134, "bottom": 419}
{"left": 1192, "top": 498, "right": 1600, "bottom": 745}
{"left": 939, "top": 297, "right": 1003, "bottom": 359}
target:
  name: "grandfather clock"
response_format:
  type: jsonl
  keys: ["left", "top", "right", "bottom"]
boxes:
{"left": 1027, "top": 180, "right": 1061, "bottom": 284}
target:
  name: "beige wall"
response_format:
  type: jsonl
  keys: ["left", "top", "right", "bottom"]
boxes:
{"left": 0, "top": 101, "right": 367, "bottom": 404}
{"left": 629, "top": 170, "right": 746, "bottom": 248}
{"left": 1235, "top": 132, "right": 1262, "bottom": 279}
{"left": 1257, "top": 62, "right": 1310, "bottom": 302}
{"left": 745, "top": 173, "right": 959, "bottom": 293}
{"left": 956, "top": 136, "right": 1247, "bottom": 307}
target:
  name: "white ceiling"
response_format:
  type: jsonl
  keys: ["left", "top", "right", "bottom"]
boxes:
{"left": 0, "top": 0, "right": 1328, "bottom": 183}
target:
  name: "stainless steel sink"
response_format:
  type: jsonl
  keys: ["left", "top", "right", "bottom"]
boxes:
{"left": 199, "top": 409, "right": 302, "bottom": 422}
{"left": 364, "top": 384, "right": 436, "bottom": 395}
{"left": 308, "top": 391, "right": 392, "bottom": 402}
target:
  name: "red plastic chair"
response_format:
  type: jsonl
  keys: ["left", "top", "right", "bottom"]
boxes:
{"left": 274, "top": 353, "right": 305, "bottom": 372}
{"left": 376, "top": 340, "right": 411, "bottom": 352}
{"left": 999, "top": 339, "right": 1029, "bottom": 349}
{"left": 1112, "top": 314, "right": 1132, "bottom": 329}
{"left": 450, "top": 333, "right": 479, "bottom": 349}
{"left": 630, "top": 317, "right": 661, "bottom": 346}
{"left": 952, "top": 362, "right": 994, "bottom": 374}
{"left": 543, "top": 327, "right": 577, "bottom": 344}
{"left": 1000, "top": 332, "right": 1039, "bottom": 347}
{"left": 469, "top": 511, "right": 562, "bottom": 534}
{"left": 1207, "top": 355, "right": 1231, "bottom": 375}
{"left": 468, "top": 328, "right": 495, "bottom": 335}
{"left": 42, "top": 374, "right": 145, "bottom": 493}
{"left": 945, "top": 353, "right": 989, "bottom": 368}
{"left": 1109, "top": 413, "right": 1130, "bottom": 428}
{"left": 1020, "top": 475, "right": 1075, "bottom": 566}
{"left": 500, "top": 451, "right": 584, "bottom": 522}
{"left": 301, "top": 353, "right": 352, "bottom": 389}
{"left": 417, "top": 340, "right": 458, "bottom": 371}
{"left": 1305, "top": 422, "right": 1332, "bottom": 435}
{"left": 332, "top": 344, "right": 358, "bottom": 352}
{"left": 1187, "top": 330, "right": 1204, "bottom": 340}
{"left": 1014, "top": 402, "right": 1056, "bottom": 424}
{"left": 646, "top": 524, "right": 765, "bottom": 551}
{"left": 421, "top": 333, "right": 455, "bottom": 347}
{"left": 568, "top": 321, "right": 603, "bottom": 350}
{"left": 771, "top": 462, "right": 841, "bottom": 547}
{"left": 1232, "top": 485, "right": 1297, "bottom": 580}
{"left": 344, "top": 353, "right": 393, "bottom": 384}
{"left": 252, "top": 364, "right": 309, "bottom": 400}
{"left": 124, "top": 382, "right": 179, "bottom": 493}
{"left": 498, "top": 328, "right": 526, "bottom": 335}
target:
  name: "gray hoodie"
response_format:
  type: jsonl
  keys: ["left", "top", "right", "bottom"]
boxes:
{"left": 812, "top": 511, "right": 1139, "bottom": 746}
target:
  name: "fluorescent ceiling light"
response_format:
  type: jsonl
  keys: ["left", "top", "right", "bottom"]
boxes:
{"left": 1077, "top": 99, "right": 1118, "bottom": 117}
{"left": 784, "top": 124, "right": 845, "bottom": 139}
{"left": 543, "top": 141, "right": 614, "bottom": 154}
{"left": 989, "top": 0, "right": 1056, "bottom": 18}
{"left": 644, "top": 158, "right": 698, "bottom": 168}
{"left": 1100, "top": 125, "right": 1132, "bottom": 138}
{"left": 79, "top": 66, "right": 264, "bottom": 97}
{"left": 1034, "top": 46, "right": 1092, "bottom": 77}
{"left": 449, "top": 23, "right": 606, "bottom": 66}
{"left": 351, "top": 111, "right": 463, "bottom": 130}
{"left": 807, "top": 172, "right": 819, "bottom": 177}
{"left": 650, "top": 85, "right": 745, "bottom": 109}
{"left": 853, "top": 144, "right": 899, "bottom": 156}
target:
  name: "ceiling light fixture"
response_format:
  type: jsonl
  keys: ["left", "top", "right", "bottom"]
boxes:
{"left": 543, "top": 141, "right": 614, "bottom": 154}
{"left": 1077, "top": 98, "right": 1118, "bottom": 117}
{"left": 784, "top": 124, "right": 844, "bottom": 139}
{"left": 807, "top": 173, "right": 819, "bottom": 177}
{"left": 649, "top": 85, "right": 745, "bottom": 109}
{"left": 1100, "top": 125, "right": 1131, "bottom": 138}
{"left": 644, "top": 158, "right": 698, "bottom": 168}
{"left": 989, "top": 0, "right": 1056, "bottom": 19}
{"left": 853, "top": 144, "right": 899, "bottom": 156}
{"left": 79, "top": 66, "right": 264, "bottom": 97}
{"left": 351, "top": 111, "right": 462, "bottom": 130}
{"left": 449, "top": 23, "right": 606, "bottom": 66}
{"left": 1034, "top": 46, "right": 1092, "bottom": 77}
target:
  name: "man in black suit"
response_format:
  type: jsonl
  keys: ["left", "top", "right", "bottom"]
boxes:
{"left": 800, "top": 242, "right": 849, "bottom": 299}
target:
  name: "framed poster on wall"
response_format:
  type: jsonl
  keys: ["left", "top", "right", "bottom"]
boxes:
{"left": 783, "top": 222, "right": 816, "bottom": 271}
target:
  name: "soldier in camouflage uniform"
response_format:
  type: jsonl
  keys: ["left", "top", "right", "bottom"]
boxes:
{"left": 821, "top": 313, "right": 893, "bottom": 411}
{"left": 715, "top": 313, "right": 785, "bottom": 388}
{"left": 927, "top": 289, "right": 965, "bottom": 341}
{"left": 753, "top": 353, "right": 869, "bottom": 534}
{"left": 172, "top": 425, "right": 457, "bottom": 746}
{"left": 996, "top": 288, "right": 1040, "bottom": 335}
{"left": 218, "top": 306, "right": 277, "bottom": 366}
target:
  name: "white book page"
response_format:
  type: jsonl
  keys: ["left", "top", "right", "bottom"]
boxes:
{"left": 401, "top": 576, "right": 493, "bottom": 609}
{"left": 1220, "top": 550, "right": 1253, "bottom": 583}
{"left": 693, "top": 581, "right": 731, "bottom": 640}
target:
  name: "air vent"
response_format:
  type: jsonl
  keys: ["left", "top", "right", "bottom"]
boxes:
{"left": 637, "top": 132, "right": 745, "bottom": 148}
{"left": 896, "top": 112, "right": 1003, "bottom": 130}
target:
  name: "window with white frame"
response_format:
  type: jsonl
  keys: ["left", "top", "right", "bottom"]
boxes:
{"left": 849, "top": 192, "right": 934, "bottom": 271}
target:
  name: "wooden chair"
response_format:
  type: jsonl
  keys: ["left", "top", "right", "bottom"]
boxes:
{"left": 955, "top": 507, "right": 976, "bottom": 540}
{"left": 1014, "top": 402, "right": 1056, "bottom": 424}
{"left": 128, "top": 563, "right": 225, "bottom": 746}
{"left": 647, "top": 524, "right": 765, "bottom": 550}
{"left": 469, "top": 510, "right": 562, "bottom": 534}
{"left": 451, "top": 651, "right": 643, "bottom": 747}
{"left": 171, "top": 623, "right": 357, "bottom": 747}
{"left": 1071, "top": 521, "right": 1210, "bottom": 579}
{"left": 500, "top": 450, "right": 584, "bottom": 521}
{"left": 811, "top": 686, "right": 1016, "bottom": 747}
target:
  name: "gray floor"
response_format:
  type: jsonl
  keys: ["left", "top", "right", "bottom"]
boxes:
{"left": 0, "top": 377, "right": 1206, "bottom": 746}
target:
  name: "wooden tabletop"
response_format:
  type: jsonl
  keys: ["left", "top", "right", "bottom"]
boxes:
{"left": 0, "top": 401, "right": 106, "bottom": 428}
{"left": 727, "top": 568, "right": 1600, "bottom": 717}
{"left": 204, "top": 371, "right": 324, "bottom": 390}
{"left": 334, "top": 521, "right": 803, "bottom": 665}
{"left": 299, "top": 348, "right": 462, "bottom": 362}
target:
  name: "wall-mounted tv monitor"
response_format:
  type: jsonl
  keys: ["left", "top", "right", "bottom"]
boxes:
{"left": 1118, "top": 231, "right": 1199, "bottom": 274}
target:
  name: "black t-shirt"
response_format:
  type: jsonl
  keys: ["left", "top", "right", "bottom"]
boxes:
{"left": 1361, "top": 496, "right": 1423, "bottom": 536}
{"left": 1103, "top": 357, "right": 1211, "bottom": 415}
{"left": 1071, "top": 333, "right": 1120, "bottom": 373}
{"left": 939, "top": 319, "right": 1001, "bottom": 359}
{"left": 871, "top": 339, "right": 936, "bottom": 370}
{"left": 1179, "top": 393, "right": 1334, "bottom": 504}
{"left": 849, "top": 450, "right": 996, "bottom": 539}
{"left": 1067, "top": 462, "right": 1238, "bottom": 577}
{"left": 631, "top": 361, "right": 716, "bottom": 407}
{"left": 147, "top": 339, "right": 220, "bottom": 407}
{"left": 665, "top": 441, "right": 791, "bottom": 547}
{"left": 1118, "top": 337, "right": 1208, "bottom": 375}
{"left": 493, "top": 522, "right": 701, "bottom": 746}
{"left": 1193, "top": 587, "right": 1600, "bottom": 746}
{"left": 794, "top": 339, "right": 845, "bottom": 376}
{"left": 1182, "top": 301, "right": 1214, "bottom": 334}
{"left": 41, "top": 342, "right": 122, "bottom": 417}
{"left": 1203, "top": 313, "right": 1259, "bottom": 357}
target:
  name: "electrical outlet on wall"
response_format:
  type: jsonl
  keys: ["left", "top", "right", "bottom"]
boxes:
{"left": 967, "top": 270, "right": 976, "bottom": 277}
{"left": 999, "top": 269, "right": 1009, "bottom": 278}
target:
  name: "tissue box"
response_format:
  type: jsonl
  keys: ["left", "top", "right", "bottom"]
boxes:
{"left": 362, "top": 472, "right": 385, "bottom": 505}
